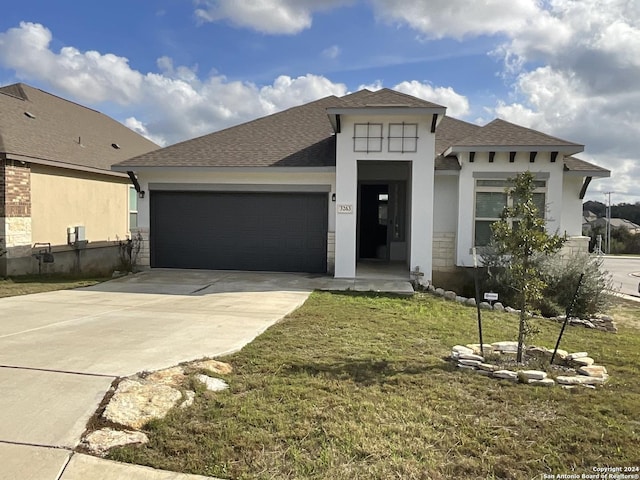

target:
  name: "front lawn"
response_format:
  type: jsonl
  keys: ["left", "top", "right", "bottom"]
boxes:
{"left": 109, "top": 292, "right": 640, "bottom": 480}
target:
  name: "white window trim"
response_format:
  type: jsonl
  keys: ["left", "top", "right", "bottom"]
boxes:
{"left": 388, "top": 122, "right": 418, "bottom": 153}
{"left": 129, "top": 185, "right": 138, "bottom": 230}
{"left": 353, "top": 123, "right": 383, "bottom": 153}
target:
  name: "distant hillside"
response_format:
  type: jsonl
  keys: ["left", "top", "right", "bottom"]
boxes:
{"left": 584, "top": 200, "right": 640, "bottom": 224}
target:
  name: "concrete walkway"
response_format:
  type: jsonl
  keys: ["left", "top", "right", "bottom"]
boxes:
{"left": 0, "top": 270, "right": 324, "bottom": 480}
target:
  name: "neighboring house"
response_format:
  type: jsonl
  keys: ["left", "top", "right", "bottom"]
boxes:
{"left": 0, "top": 83, "right": 159, "bottom": 276}
{"left": 589, "top": 217, "right": 640, "bottom": 234}
{"left": 113, "top": 88, "right": 610, "bottom": 287}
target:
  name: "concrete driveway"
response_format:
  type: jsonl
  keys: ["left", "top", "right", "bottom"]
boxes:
{"left": 0, "top": 270, "right": 317, "bottom": 480}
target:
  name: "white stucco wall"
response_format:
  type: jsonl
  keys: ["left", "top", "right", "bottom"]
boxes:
{"left": 433, "top": 175, "right": 459, "bottom": 233}
{"left": 334, "top": 114, "right": 437, "bottom": 279}
{"left": 562, "top": 175, "right": 585, "bottom": 236}
{"left": 455, "top": 151, "right": 567, "bottom": 267}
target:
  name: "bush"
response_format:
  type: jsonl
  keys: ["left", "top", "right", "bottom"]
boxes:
{"left": 539, "top": 252, "right": 615, "bottom": 318}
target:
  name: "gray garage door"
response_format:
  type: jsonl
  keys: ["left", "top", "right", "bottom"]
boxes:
{"left": 150, "top": 191, "right": 328, "bottom": 273}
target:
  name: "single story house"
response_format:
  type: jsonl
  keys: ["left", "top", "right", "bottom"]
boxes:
{"left": 113, "top": 88, "right": 610, "bottom": 286}
{"left": 0, "top": 83, "right": 159, "bottom": 276}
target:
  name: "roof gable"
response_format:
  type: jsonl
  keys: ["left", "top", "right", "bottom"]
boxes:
{"left": 0, "top": 83, "right": 159, "bottom": 173}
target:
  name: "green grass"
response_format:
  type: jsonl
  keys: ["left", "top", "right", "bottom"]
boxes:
{"left": 108, "top": 292, "right": 640, "bottom": 480}
{"left": 0, "top": 274, "right": 107, "bottom": 298}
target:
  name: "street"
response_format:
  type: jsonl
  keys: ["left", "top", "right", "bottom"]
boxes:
{"left": 601, "top": 256, "right": 640, "bottom": 298}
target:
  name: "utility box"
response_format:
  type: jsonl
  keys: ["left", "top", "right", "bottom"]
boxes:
{"left": 67, "top": 226, "right": 86, "bottom": 245}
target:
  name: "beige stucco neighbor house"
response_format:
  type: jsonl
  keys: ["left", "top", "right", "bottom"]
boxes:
{"left": 0, "top": 83, "right": 159, "bottom": 276}
{"left": 113, "top": 88, "right": 610, "bottom": 287}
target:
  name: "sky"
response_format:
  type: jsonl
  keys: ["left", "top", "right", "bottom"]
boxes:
{"left": 0, "top": 0, "right": 638, "bottom": 204}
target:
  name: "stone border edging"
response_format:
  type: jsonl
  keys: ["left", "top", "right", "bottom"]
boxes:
{"left": 424, "top": 284, "right": 617, "bottom": 333}
{"left": 451, "top": 342, "right": 609, "bottom": 389}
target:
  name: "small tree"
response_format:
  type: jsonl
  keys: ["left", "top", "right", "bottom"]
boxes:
{"left": 490, "top": 171, "right": 565, "bottom": 362}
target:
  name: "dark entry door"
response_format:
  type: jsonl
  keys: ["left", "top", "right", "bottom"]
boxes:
{"left": 150, "top": 191, "right": 328, "bottom": 273}
{"left": 359, "top": 184, "right": 389, "bottom": 259}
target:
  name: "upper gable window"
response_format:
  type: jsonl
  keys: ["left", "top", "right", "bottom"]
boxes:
{"left": 353, "top": 123, "right": 383, "bottom": 153}
{"left": 388, "top": 123, "right": 418, "bottom": 153}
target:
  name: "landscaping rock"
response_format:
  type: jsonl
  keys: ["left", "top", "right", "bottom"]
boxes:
{"left": 435, "top": 288, "right": 445, "bottom": 296}
{"left": 455, "top": 296, "right": 467, "bottom": 303}
{"left": 444, "top": 290, "right": 457, "bottom": 301}
{"left": 466, "top": 343, "right": 494, "bottom": 355}
{"left": 493, "top": 370, "right": 518, "bottom": 381}
{"left": 457, "top": 364, "right": 476, "bottom": 370}
{"left": 492, "top": 341, "right": 519, "bottom": 353}
{"left": 505, "top": 306, "right": 517, "bottom": 314}
{"left": 426, "top": 285, "right": 436, "bottom": 293}
{"left": 479, "top": 302, "right": 493, "bottom": 310}
{"left": 528, "top": 378, "right": 555, "bottom": 387}
{"left": 478, "top": 363, "right": 501, "bottom": 372}
{"left": 571, "top": 357, "right": 595, "bottom": 367}
{"left": 191, "top": 359, "right": 234, "bottom": 375}
{"left": 474, "top": 369, "right": 492, "bottom": 376}
{"left": 458, "top": 359, "right": 482, "bottom": 367}
{"left": 195, "top": 374, "right": 229, "bottom": 392}
{"left": 578, "top": 365, "right": 608, "bottom": 378}
{"left": 102, "top": 379, "right": 183, "bottom": 429}
{"left": 556, "top": 375, "right": 608, "bottom": 386}
{"left": 465, "top": 298, "right": 477, "bottom": 307}
{"left": 518, "top": 370, "right": 547, "bottom": 381}
{"left": 566, "top": 352, "right": 588, "bottom": 361}
{"left": 458, "top": 353, "right": 484, "bottom": 362}
{"left": 180, "top": 390, "right": 196, "bottom": 408}
{"left": 83, "top": 428, "right": 148, "bottom": 456}
{"left": 492, "top": 302, "right": 505, "bottom": 312}
{"left": 451, "top": 345, "right": 474, "bottom": 357}
{"left": 526, "top": 346, "right": 552, "bottom": 358}
{"left": 145, "top": 366, "right": 186, "bottom": 386}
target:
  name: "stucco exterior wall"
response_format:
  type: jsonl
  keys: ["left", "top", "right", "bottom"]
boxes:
{"left": 335, "top": 114, "right": 436, "bottom": 280}
{"left": 455, "top": 151, "right": 567, "bottom": 267}
{"left": 562, "top": 175, "right": 585, "bottom": 236}
{"left": 30, "top": 164, "right": 131, "bottom": 245}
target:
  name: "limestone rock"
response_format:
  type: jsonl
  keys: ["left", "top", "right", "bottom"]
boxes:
{"left": 493, "top": 370, "right": 518, "bottom": 381}
{"left": 180, "top": 390, "right": 196, "bottom": 408}
{"left": 145, "top": 366, "right": 186, "bottom": 387}
{"left": 444, "top": 290, "right": 457, "bottom": 301}
{"left": 426, "top": 285, "right": 436, "bottom": 293}
{"left": 478, "top": 363, "right": 500, "bottom": 372}
{"left": 465, "top": 298, "right": 477, "bottom": 307}
{"left": 578, "top": 365, "right": 608, "bottom": 378}
{"left": 505, "top": 306, "right": 517, "bottom": 314}
{"left": 191, "top": 359, "right": 233, "bottom": 375}
{"left": 493, "top": 302, "right": 505, "bottom": 312}
{"left": 556, "top": 375, "right": 608, "bottom": 386}
{"left": 466, "top": 344, "right": 494, "bottom": 355}
{"left": 492, "top": 341, "right": 519, "bottom": 353}
{"left": 474, "top": 369, "right": 492, "bottom": 376}
{"left": 458, "top": 353, "right": 484, "bottom": 362}
{"left": 195, "top": 374, "right": 229, "bottom": 392}
{"left": 455, "top": 296, "right": 467, "bottom": 303}
{"left": 526, "top": 346, "right": 552, "bottom": 358}
{"left": 528, "top": 378, "right": 555, "bottom": 387}
{"left": 102, "top": 379, "right": 183, "bottom": 429}
{"left": 83, "top": 428, "right": 148, "bottom": 456}
{"left": 457, "top": 364, "right": 476, "bottom": 370}
{"left": 451, "top": 345, "right": 474, "bottom": 358}
{"left": 571, "top": 357, "right": 595, "bottom": 367}
{"left": 435, "top": 288, "right": 445, "bottom": 296}
{"left": 479, "top": 302, "right": 493, "bottom": 310}
{"left": 458, "top": 359, "right": 482, "bottom": 367}
{"left": 518, "top": 370, "right": 547, "bottom": 381}
{"left": 566, "top": 352, "right": 588, "bottom": 360}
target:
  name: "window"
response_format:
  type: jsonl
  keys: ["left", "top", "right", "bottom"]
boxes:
{"left": 353, "top": 123, "right": 383, "bottom": 152}
{"left": 129, "top": 186, "right": 138, "bottom": 229}
{"left": 474, "top": 178, "right": 546, "bottom": 246}
{"left": 388, "top": 123, "right": 418, "bottom": 153}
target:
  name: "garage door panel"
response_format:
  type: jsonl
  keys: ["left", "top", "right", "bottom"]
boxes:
{"left": 150, "top": 192, "right": 327, "bottom": 273}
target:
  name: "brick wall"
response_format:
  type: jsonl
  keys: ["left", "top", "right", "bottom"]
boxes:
{"left": 1, "top": 160, "right": 31, "bottom": 218}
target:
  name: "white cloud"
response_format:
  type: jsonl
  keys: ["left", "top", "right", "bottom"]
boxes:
{"left": 0, "top": 22, "right": 347, "bottom": 146}
{"left": 322, "top": 45, "right": 341, "bottom": 59}
{"left": 370, "top": 0, "right": 540, "bottom": 39}
{"left": 394, "top": 81, "right": 469, "bottom": 117}
{"left": 194, "top": 0, "right": 352, "bottom": 34}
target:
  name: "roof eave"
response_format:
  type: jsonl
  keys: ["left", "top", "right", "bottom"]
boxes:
{"left": 5, "top": 153, "right": 129, "bottom": 178}
{"left": 112, "top": 165, "right": 337, "bottom": 173}
{"left": 326, "top": 106, "right": 447, "bottom": 116}
{"left": 444, "top": 145, "right": 584, "bottom": 156}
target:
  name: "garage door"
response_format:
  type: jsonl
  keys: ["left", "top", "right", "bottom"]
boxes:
{"left": 150, "top": 191, "right": 328, "bottom": 273}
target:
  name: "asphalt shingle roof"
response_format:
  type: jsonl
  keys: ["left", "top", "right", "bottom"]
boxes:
{"left": 0, "top": 83, "right": 159, "bottom": 173}
{"left": 450, "top": 118, "right": 583, "bottom": 150}
{"left": 114, "top": 89, "right": 604, "bottom": 176}
{"left": 564, "top": 156, "right": 610, "bottom": 176}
